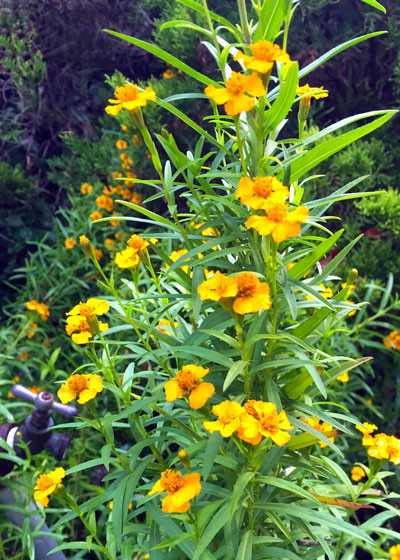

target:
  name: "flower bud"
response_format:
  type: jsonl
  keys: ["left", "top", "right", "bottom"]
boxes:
{"left": 178, "top": 449, "right": 191, "bottom": 470}
{"left": 86, "top": 314, "right": 100, "bottom": 336}
{"left": 79, "top": 235, "right": 96, "bottom": 260}
{"left": 298, "top": 97, "right": 311, "bottom": 123}
{"left": 346, "top": 268, "right": 358, "bottom": 285}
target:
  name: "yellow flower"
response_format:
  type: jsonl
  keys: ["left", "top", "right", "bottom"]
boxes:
{"left": 163, "top": 69, "right": 174, "bottom": 79}
{"left": 301, "top": 417, "right": 335, "bottom": 448}
{"left": 27, "top": 322, "right": 37, "bottom": 339}
{"left": 132, "top": 134, "right": 141, "bottom": 145}
{"left": 18, "top": 351, "right": 29, "bottom": 361}
{"left": 65, "top": 298, "right": 110, "bottom": 344}
{"left": 110, "top": 213, "right": 121, "bottom": 227}
{"left": 345, "top": 300, "right": 357, "bottom": 317}
{"left": 203, "top": 400, "right": 244, "bottom": 437}
{"left": 305, "top": 283, "right": 333, "bottom": 301}
{"left": 94, "top": 248, "right": 102, "bottom": 261}
{"left": 197, "top": 271, "right": 238, "bottom": 302}
{"left": 58, "top": 373, "right": 103, "bottom": 404}
{"left": 104, "top": 185, "right": 118, "bottom": 195}
{"left": 149, "top": 238, "right": 159, "bottom": 245}
{"left": 28, "top": 386, "right": 41, "bottom": 394}
{"left": 390, "top": 544, "right": 400, "bottom": 560}
{"left": 64, "top": 238, "right": 76, "bottom": 249}
{"left": 96, "top": 195, "right": 114, "bottom": 212}
{"left": 234, "top": 40, "right": 291, "bottom": 73}
{"left": 120, "top": 188, "right": 132, "bottom": 200}
{"left": 356, "top": 422, "right": 378, "bottom": 446}
{"left": 105, "top": 238, "right": 115, "bottom": 249}
{"left": 105, "top": 83, "right": 156, "bottom": 116}
{"left": 115, "top": 139, "right": 128, "bottom": 150}
{"left": 121, "top": 124, "right": 128, "bottom": 132}
{"left": 115, "top": 247, "right": 140, "bottom": 269}
{"left": 233, "top": 272, "right": 271, "bottom": 315}
{"left": 80, "top": 182, "right": 93, "bottom": 194}
{"left": 384, "top": 330, "right": 400, "bottom": 351}
{"left": 238, "top": 401, "right": 293, "bottom": 446}
{"left": 236, "top": 176, "right": 289, "bottom": 209}
{"left": 296, "top": 84, "right": 328, "bottom": 101}
{"left": 130, "top": 192, "right": 142, "bottom": 205}
{"left": 351, "top": 465, "right": 366, "bottom": 482}
{"left": 337, "top": 371, "right": 349, "bottom": 383}
{"left": 204, "top": 71, "right": 266, "bottom": 116}
{"left": 245, "top": 202, "right": 309, "bottom": 243}
{"left": 367, "top": 434, "right": 400, "bottom": 465}
{"left": 148, "top": 469, "right": 201, "bottom": 513}
{"left": 167, "top": 249, "right": 190, "bottom": 274}
{"left": 341, "top": 282, "right": 356, "bottom": 293}
{"left": 90, "top": 210, "right": 103, "bottom": 222}
{"left": 157, "top": 319, "right": 178, "bottom": 336}
{"left": 34, "top": 467, "right": 65, "bottom": 507}
{"left": 164, "top": 365, "right": 215, "bottom": 409}
{"left": 26, "top": 300, "right": 50, "bottom": 320}
{"left": 127, "top": 234, "right": 149, "bottom": 253}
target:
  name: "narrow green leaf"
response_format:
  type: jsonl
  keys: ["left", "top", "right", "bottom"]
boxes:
{"left": 257, "top": 476, "right": 319, "bottom": 504}
{"left": 148, "top": 503, "right": 195, "bottom": 557}
{"left": 235, "top": 530, "right": 253, "bottom": 560}
{"left": 253, "top": 0, "right": 289, "bottom": 42}
{"left": 223, "top": 360, "right": 249, "bottom": 391}
{"left": 263, "top": 62, "right": 298, "bottom": 134}
{"left": 200, "top": 329, "right": 241, "bottom": 349}
{"left": 360, "top": 0, "right": 386, "bottom": 12}
{"left": 310, "top": 234, "right": 363, "bottom": 285}
{"left": 202, "top": 432, "right": 223, "bottom": 481}
{"left": 287, "top": 230, "right": 343, "bottom": 280}
{"left": 160, "top": 20, "right": 212, "bottom": 37}
{"left": 289, "top": 110, "right": 396, "bottom": 182}
{"left": 152, "top": 533, "right": 195, "bottom": 549}
{"left": 193, "top": 501, "right": 230, "bottom": 560}
{"left": 230, "top": 472, "right": 256, "bottom": 517}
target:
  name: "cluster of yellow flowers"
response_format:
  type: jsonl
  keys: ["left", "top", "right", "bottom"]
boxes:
{"left": 357, "top": 422, "right": 400, "bottom": 465}
{"left": 26, "top": 300, "right": 50, "bottom": 321}
{"left": 204, "top": 400, "right": 293, "bottom": 446}
{"left": 115, "top": 234, "right": 149, "bottom": 269}
{"left": 383, "top": 330, "right": 400, "bottom": 351}
{"left": 65, "top": 298, "right": 109, "bottom": 345}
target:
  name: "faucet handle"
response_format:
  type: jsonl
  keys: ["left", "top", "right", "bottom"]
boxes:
{"left": 11, "top": 384, "right": 77, "bottom": 418}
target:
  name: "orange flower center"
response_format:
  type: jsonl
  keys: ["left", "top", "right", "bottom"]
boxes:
{"left": 244, "top": 400, "right": 259, "bottom": 418}
{"left": 160, "top": 470, "right": 183, "bottom": 493}
{"left": 128, "top": 235, "right": 147, "bottom": 252}
{"left": 226, "top": 73, "right": 245, "bottom": 96}
{"left": 250, "top": 41, "right": 277, "bottom": 61}
{"left": 253, "top": 177, "right": 274, "bottom": 198}
{"left": 259, "top": 412, "right": 279, "bottom": 433}
{"left": 175, "top": 368, "right": 198, "bottom": 393}
{"left": 36, "top": 474, "right": 53, "bottom": 491}
{"left": 115, "top": 84, "right": 139, "bottom": 102}
{"left": 266, "top": 203, "right": 287, "bottom": 222}
{"left": 78, "top": 304, "right": 96, "bottom": 318}
{"left": 67, "top": 374, "right": 89, "bottom": 393}
{"left": 236, "top": 272, "right": 258, "bottom": 297}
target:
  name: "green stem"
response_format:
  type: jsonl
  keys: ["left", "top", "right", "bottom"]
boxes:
{"left": 235, "top": 117, "right": 248, "bottom": 176}
{"left": 282, "top": 2, "right": 293, "bottom": 52}
{"left": 237, "top": 0, "right": 251, "bottom": 44}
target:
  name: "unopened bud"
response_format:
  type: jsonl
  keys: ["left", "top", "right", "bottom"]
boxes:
{"left": 160, "top": 128, "right": 169, "bottom": 139}
{"left": 346, "top": 268, "right": 358, "bottom": 285}
{"left": 139, "top": 248, "right": 151, "bottom": 268}
{"left": 298, "top": 97, "right": 311, "bottom": 123}
{"left": 79, "top": 235, "right": 96, "bottom": 260}
{"left": 178, "top": 449, "right": 190, "bottom": 470}
{"left": 53, "top": 484, "right": 66, "bottom": 499}
{"left": 86, "top": 314, "right": 100, "bottom": 336}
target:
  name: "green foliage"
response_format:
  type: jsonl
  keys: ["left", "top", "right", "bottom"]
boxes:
{"left": 0, "top": 160, "right": 35, "bottom": 205}
{"left": 356, "top": 187, "right": 400, "bottom": 234}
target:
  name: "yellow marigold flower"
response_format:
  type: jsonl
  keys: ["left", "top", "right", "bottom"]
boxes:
{"left": 94, "top": 248, "right": 102, "bottom": 261}
{"left": 110, "top": 213, "right": 121, "bottom": 227}
{"left": 296, "top": 84, "right": 328, "bottom": 101}
{"left": 115, "top": 247, "right": 140, "bottom": 269}
{"left": 115, "top": 139, "right": 128, "bottom": 150}
{"left": 34, "top": 467, "right": 66, "bottom": 507}
{"left": 65, "top": 298, "right": 109, "bottom": 345}
{"left": 149, "top": 238, "right": 159, "bottom": 245}
{"left": 305, "top": 283, "right": 333, "bottom": 301}
{"left": 18, "top": 351, "right": 29, "bottom": 361}
{"left": 366, "top": 433, "right": 400, "bottom": 465}
{"left": 203, "top": 400, "right": 244, "bottom": 437}
{"left": 204, "top": 71, "right": 266, "bottom": 116}
{"left": 356, "top": 422, "right": 378, "bottom": 447}
{"left": 104, "top": 185, "right": 118, "bottom": 195}
{"left": 390, "top": 544, "right": 400, "bottom": 560}
{"left": 345, "top": 300, "right": 357, "bottom": 317}
{"left": 90, "top": 210, "right": 103, "bottom": 222}
{"left": 127, "top": 234, "right": 149, "bottom": 253}
{"left": 80, "top": 182, "right": 93, "bottom": 194}
{"left": 132, "top": 134, "right": 141, "bottom": 145}
{"left": 130, "top": 192, "right": 142, "bottom": 205}
{"left": 233, "top": 272, "right": 271, "bottom": 315}
{"left": 164, "top": 365, "right": 215, "bottom": 410}
{"left": 28, "top": 386, "right": 41, "bottom": 394}
{"left": 197, "top": 271, "right": 237, "bottom": 302}
{"left": 26, "top": 300, "right": 50, "bottom": 321}
{"left": 157, "top": 319, "right": 178, "bottom": 336}
{"left": 238, "top": 401, "right": 293, "bottom": 446}
{"left": 351, "top": 465, "right": 366, "bottom": 482}
{"left": 64, "top": 237, "right": 76, "bottom": 249}
{"left": 163, "top": 69, "right": 174, "bottom": 79}
{"left": 120, "top": 188, "right": 132, "bottom": 200}
{"left": 96, "top": 195, "right": 114, "bottom": 212}
{"left": 105, "top": 83, "right": 156, "bottom": 116}
{"left": 27, "top": 322, "right": 37, "bottom": 339}
{"left": 245, "top": 202, "right": 309, "bottom": 243}
{"left": 383, "top": 330, "right": 400, "bottom": 351}
{"left": 148, "top": 469, "right": 201, "bottom": 513}
{"left": 167, "top": 249, "right": 190, "bottom": 274}
{"left": 105, "top": 238, "right": 115, "bottom": 249}
{"left": 58, "top": 373, "right": 103, "bottom": 404}
{"left": 234, "top": 40, "right": 291, "bottom": 73}
{"left": 236, "top": 176, "right": 289, "bottom": 209}
{"left": 301, "top": 417, "right": 335, "bottom": 448}
{"left": 337, "top": 371, "right": 349, "bottom": 383}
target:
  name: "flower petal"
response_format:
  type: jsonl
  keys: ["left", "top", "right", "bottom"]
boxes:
{"left": 164, "top": 379, "right": 183, "bottom": 402}
{"left": 189, "top": 383, "right": 215, "bottom": 409}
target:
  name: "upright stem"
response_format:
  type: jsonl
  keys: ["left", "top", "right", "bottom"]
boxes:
{"left": 237, "top": 0, "right": 251, "bottom": 44}
{"left": 235, "top": 117, "right": 248, "bottom": 176}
